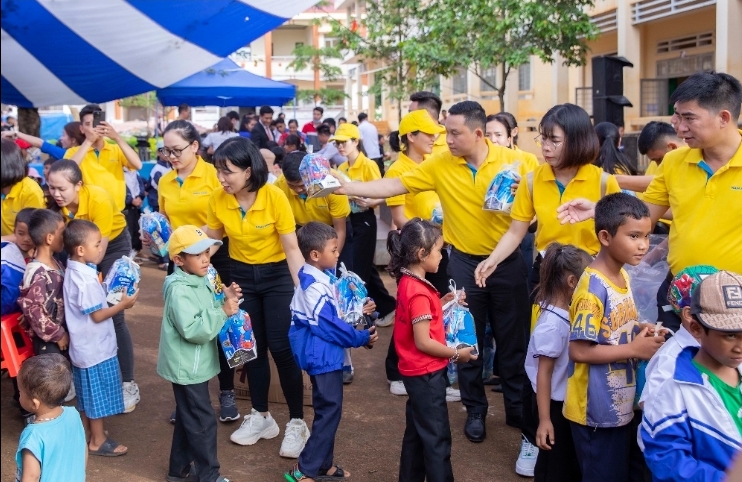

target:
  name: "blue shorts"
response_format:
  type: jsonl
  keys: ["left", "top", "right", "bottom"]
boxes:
{"left": 73, "top": 355, "right": 125, "bottom": 419}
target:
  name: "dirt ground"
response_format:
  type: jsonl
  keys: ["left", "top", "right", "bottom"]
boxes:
{"left": 1, "top": 261, "right": 526, "bottom": 482}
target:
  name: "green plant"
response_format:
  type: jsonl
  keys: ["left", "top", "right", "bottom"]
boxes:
{"left": 119, "top": 92, "right": 156, "bottom": 108}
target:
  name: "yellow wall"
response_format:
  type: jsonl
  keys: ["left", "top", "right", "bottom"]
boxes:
{"left": 272, "top": 28, "right": 311, "bottom": 56}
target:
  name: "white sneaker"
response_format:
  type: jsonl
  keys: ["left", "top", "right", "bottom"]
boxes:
{"left": 230, "top": 408, "right": 280, "bottom": 446}
{"left": 279, "top": 418, "right": 310, "bottom": 458}
{"left": 515, "top": 436, "right": 538, "bottom": 477}
{"left": 445, "top": 386, "right": 461, "bottom": 402}
{"left": 375, "top": 310, "right": 395, "bottom": 327}
{"left": 122, "top": 381, "right": 140, "bottom": 413}
{"left": 389, "top": 381, "right": 407, "bottom": 396}
{"left": 64, "top": 383, "right": 76, "bottom": 403}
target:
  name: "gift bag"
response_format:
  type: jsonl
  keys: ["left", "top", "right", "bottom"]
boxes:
{"left": 103, "top": 256, "right": 140, "bottom": 304}
{"left": 206, "top": 264, "right": 225, "bottom": 302}
{"left": 443, "top": 282, "right": 478, "bottom": 384}
{"left": 299, "top": 154, "right": 341, "bottom": 198}
{"left": 219, "top": 310, "right": 258, "bottom": 368}
{"left": 483, "top": 162, "right": 521, "bottom": 213}
{"left": 625, "top": 235, "right": 669, "bottom": 322}
{"left": 139, "top": 211, "right": 172, "bottom": 257}
{"left": 333, "top": 263, "right": 368, "bottom": 327}
{"left": 431, "top": 205, "right": 444, "bottom": 226}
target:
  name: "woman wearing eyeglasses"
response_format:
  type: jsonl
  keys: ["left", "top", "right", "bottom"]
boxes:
{"left": 473, "top": 104, "right": 621, "bottom": 479}
{"left": 156, "top": 120, "right": 242, "bottom": 424}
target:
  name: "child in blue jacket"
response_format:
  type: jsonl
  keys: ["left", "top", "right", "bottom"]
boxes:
{"left": 285, "top": 222, "right": 378, "bottom": 482}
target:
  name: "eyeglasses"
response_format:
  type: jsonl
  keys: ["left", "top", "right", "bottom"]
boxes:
{"left": 534, "top": 135, "right": 564, "bottom": 149}
{"left": 331, "top": 138, "right": 355, "bottom": 147}
{"left": 158, "top": 144, "right": 191, "bottom": 158}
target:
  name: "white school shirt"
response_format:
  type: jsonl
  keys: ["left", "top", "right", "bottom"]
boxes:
{"left": 525, "top": 305, "right": 571, "bottom": 401}
{"left": 639, "top": 325, "right": 700, "bottom": 408}
{"left": 358, "top": 121, "right": 381, "bottom": 159}
{"left": 63, "top": 261, "right": 117, "bottom": 368}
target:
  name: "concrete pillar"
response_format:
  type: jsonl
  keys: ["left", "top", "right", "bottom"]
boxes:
{"left": 716, "top": 0, "right": 742, "bottom": 80}
{"left": 617, "top": 1, "right": 641, "bottom": 123}
{"left": 312, "top": 24, "right": 320, "bottom": 94}
{"left": 264, "top": 32, "right": 272, "bottom": 79}
{"left": 553, "top": 54, "right": 570, "bottom": 105}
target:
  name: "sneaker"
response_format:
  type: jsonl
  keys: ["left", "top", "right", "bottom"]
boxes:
{"left": 284, "top": 464, "right": 306, "bottom": 482}
{"left": 219, "top": 390, "right": 240, "bottom": 422}
{"left": 389, "top": 380, "right": 407, "bottom": 396}
{"left": 445, "top": 386, "right": 461, "bottom": 402}
{"left": 375, "top": 310, "right": 395, "bottom": 327}
{"left": 515, "top": 436, "right": 539, "bottom": 477}
{"left": 169, "top": 410, "right": 176, "bottom": 424}
{"left": 64, "top": 383, "right": 76, "bottom": 403}
{"left": 230, "top": 408, "right": 280, "bottom": 446}
{"left": 122, "top": 381, "right": 140, "bottom": 413}
{"left": 342, "top": 367, "right": 354, "bottom": 385}
{"left": 279, "top": 418, "right": 310, "bottom": 458}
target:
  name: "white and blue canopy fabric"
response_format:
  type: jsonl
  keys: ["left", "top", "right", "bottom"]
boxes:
{"left": 1, "top": 0, "right": 316, "bottom": 108}
{"left": 157, "top": 58, "right": 296, "bottom": 107}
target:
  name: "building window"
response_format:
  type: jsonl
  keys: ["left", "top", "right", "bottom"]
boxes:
{"left": 640, "top": 79, "right": 671, "bottom": 116}
{"left": 657, "top": 32, "right": 713, "bottom": 53}
{"left": 452, "top": 68, "right": 468, "bottom": 95}
{"left": 324, "top": 37, "right": 339, "bottom": 49}
{"left": 480, "top": 66, "right": 497, "bottom": 92}
{"left": 575, "top": 87, "right": 593, "bottom": 116}
{"left": 656, "top": 52, "right": 714, "bottom": 78}
{"left": 518, "top": 61, "right": 531, "bottom": 91}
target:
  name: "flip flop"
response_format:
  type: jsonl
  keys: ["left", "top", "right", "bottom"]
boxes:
{"left": 89, "top": 437, "right": 128, "bottom": 457}
{"left": 317, "top": 465, "right": 350, "bottom": 479}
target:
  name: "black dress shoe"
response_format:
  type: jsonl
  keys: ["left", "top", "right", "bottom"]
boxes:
{"left": 490, "top": 383, "right": 503, "bottom": 393}
{"left": 464, "top": 413, "right": 486, "bottom": 442}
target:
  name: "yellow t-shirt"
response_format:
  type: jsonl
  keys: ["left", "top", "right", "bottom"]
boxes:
{"left": 274, "top": 176, "right": 350, "bottom": 226}
{"left": 644, "top": 161, "right": 659, "bottom": 176}
{"left": 384, "top": 153, "right": 441, "bottom": 221}
{"left": 511, "top": 164, "right": 621, "bottom": 255}
{"left": 338, "top": 152, "right": 382, "bottom": 214}
{"left": 1, "top": 177, "right": 45, "bottom": 235}
{"left": 65, "top": 143, "right": 129, "bottom": 212}
{"left": 207, "top": 183, "right": 296, "bottom": 264}
{"left": 61, "top": 185, "right": 126, "bottom": 239}
{"left": 158, "top": 158, "right": 221, "bottom": 230}
{"left": 432, "top": 131, "right": 448, "bottom": 157}
{"left": 514, "top": 145, "right": 541, "bottom": 166}
{"left": 642, "top": 132, "right": 742, "bottom": 274}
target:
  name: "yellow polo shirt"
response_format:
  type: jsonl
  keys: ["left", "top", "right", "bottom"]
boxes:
{"left": 642, "top": 132, "right": 742, "bottom": 274}
{"left": 207, "top": 183, "right": 296, "bottom": 264}
{"left": 400, "top": 139, "right": 537, "bottom": 255}
{"left": 511, "top": 164, "right": 621, "bottom": 256}
{"left": 384, "top": 153, "right": 441, "bottom": 221}
{"left": 644, "top": 161, "right": 659, "bottom": 176}
{"left": 158, "top": 158, "right": 220, "bottom": 229}
{"left": 274, "top": 176, "right": 350, "bottom": 226}
{"left": 65, "top": 143, "right": 128, "bottom": 212}
{"left": 514, "top": 145, "right": 541, "bottom": 166}
{"left": 1, "top": 177, "right": 45, "bottom": 235}
{"left": 61, "top": 185, "right": 126, "bottom": 239}
{"left": 432, "top": 132, "right": 448, "bottom": 157}
{"left": 338, "top": 152, "right": 381, "bottom": 183}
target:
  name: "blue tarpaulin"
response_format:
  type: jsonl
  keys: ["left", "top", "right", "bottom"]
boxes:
{"left": 40, "top": 112, "right": 73, "bottom": 141}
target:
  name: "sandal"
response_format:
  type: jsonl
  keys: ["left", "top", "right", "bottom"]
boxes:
{"left": 317, "top": 465, "right": 350, "bottom": 479}
{"left": 88, "top": 437, "right": 128, "bottom": 457}
{"left": 284, "top": 464, "right": 309, "bottom": 481}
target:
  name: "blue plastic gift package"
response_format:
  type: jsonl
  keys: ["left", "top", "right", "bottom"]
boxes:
{"left": 483, "top": 162, "right": 521, "bottom": 214}
{"left": 103, "top": 256, "right": 140, "bottom": 304}
{"left": 219, "top": 310, "right": 258, "bottom": 368}
{"left": 139, "top": 211, "right": 172, "bottom": 257}
{"left": 333, "top": 263, "right": 368, "bottom": 327}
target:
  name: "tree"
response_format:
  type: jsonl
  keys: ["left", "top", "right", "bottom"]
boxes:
{"left": 288, "top": 43, "right": 347, "bottom": 106}
{"left": 424, "top": 0, "right": 599, "bottom": 108}
{"left": 18, "top": 108, "right": 40, "bottom": 137}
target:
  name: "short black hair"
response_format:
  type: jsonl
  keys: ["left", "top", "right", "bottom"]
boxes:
{"left": 213, "top": 137, "right": 268, "bottom": 192}
{"left": 63, "top": 219, "right": 99, "bottom": 254}
{"left": 539, "top": 103, "right": 599, "bottom": 170}
{"left": 313, "top": 106, "right": 324, "bottom": 115}
{"left": 284, "top": 134, "right": 306, "bottom": 152}
{"left": 594, "top": 192, "right": 651, "bottom": 237}
{"left": 28, "top": 209, "right": 64, "bottom": 246}
{"left": 275, "top": 118, "right": 286, "bottom": 126}
{"left": 15, "top": 207, "right": 37, "bottom": 228}
{"left": 17, "top": 354, "right": 71, "bottom": 408}
{"left": 282, "top": 151, "right": 305, "bottom": 182}
{"left": 288, "top": 119, "right": 299, "bottom": 127}
{"left": 297, "top": 221, "right": 337, "bottom": 259}
{"left": 259, "top": 105, "right": 274, "bottom": 116}
{"left": 323, "top": 118, "right": 336, "bottom": 127}
{"left": 338, "top": 117, "right": 347, "bottom": 123}
{"left": 409, "top": 91, "right": 443, "bottom": 118}
{"left": 358, "top": 112, "right": 368, "bottom": 122}
{"left": 316, "top": 125, "right": 331, "bottom": 136}
{"left": 226, "top": 111, "right": 240, "bottom": 121}
{"left": 670, "top": 71, "right": 742, "bottom": 120}
{"left": 79, "top": 104, "right": 102, "bottom": 121}
{"left": 447, "top": 101, "right": 486, "bottom": 132}
{"left": 178, "top": 103, "right": 190, "bottom": 114}
{"left": 1, "top": 138, "right": 26, "bottom": 189}
{"left": 270, "top": 146, "right": 286, "bottom": 168}
{"left": 637, "top": 121, "right": 678, "bottom": 155}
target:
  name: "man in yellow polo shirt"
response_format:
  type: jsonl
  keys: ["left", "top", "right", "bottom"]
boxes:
{"left": 559, "top": 71, "right": 742, "bottom": 332}
{"left": 67, "top": 104, "right": 142, "bottom": 212}
{"left": 335, "top": 100, "right": 535, "bottom": 442}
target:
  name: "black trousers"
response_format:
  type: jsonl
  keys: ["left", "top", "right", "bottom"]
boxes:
{"left": 124, "top": 206, "right": 142, "bottom": 252}
{"left": 448, "top": 248, "right": 530, "bottom": 425}
{"left": 571, "top": 422, "right": 631, "bottom": 482}
{"left": 349, "top": 210, "right": 395, "bottom": 317}
{"left": 169, "top": 382, "right": 220, "bottom": 482}
{"left": 168, "top": 238, "right": 234, "bottom": 391}
{"left": 299, "top": 370, "right": 344, "bottom": 477}
{"left": 337, "top": 218, "right": 354, "bottom": 272}
{"left": 230, "top": 259, "right": 304, "bottom": 419}
{"left": 656, "top": 271, "right": 681, "bottom": 333}
{"left": 533, "top": 397, "right": 581, "bottom": 482}
{"left": 399, "top": 368, "right": 454, "bottom": 482}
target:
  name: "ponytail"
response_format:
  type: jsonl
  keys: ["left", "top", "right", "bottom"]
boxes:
{"left": 534, "top": 243, "right": 592, "bottom": 309}
{"left": 386, "top": 218, "right": 442, "bottom": 280}
{"left": 594, "top": 122, "right": 636, "bottom": 175}
{"left": 389, "top": 131, "right": 407, "bottom": 153}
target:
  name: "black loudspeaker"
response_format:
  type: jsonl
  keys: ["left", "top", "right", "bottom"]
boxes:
{"left": 592, "top": 56, "right": 634, "bottom": 126}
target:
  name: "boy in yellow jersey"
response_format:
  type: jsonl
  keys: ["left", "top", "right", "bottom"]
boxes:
{"left": 334, "top": 100, "right": 534, "bottom": 442}
{"left": 565, "top": 194, "right": 665, "bottom": 482}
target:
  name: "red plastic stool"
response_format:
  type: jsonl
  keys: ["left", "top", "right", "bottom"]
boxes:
{"left": 1, "top": 313, "right": 34, "bottom": 377}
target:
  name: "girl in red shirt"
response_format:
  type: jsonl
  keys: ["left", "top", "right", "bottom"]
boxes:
{"left": 387, "top": 218, "right": 477, "bottom": 482}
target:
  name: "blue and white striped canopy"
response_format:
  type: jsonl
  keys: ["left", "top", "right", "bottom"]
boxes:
{"left": 1, "top": 0, "right": 317, "bottom": 108}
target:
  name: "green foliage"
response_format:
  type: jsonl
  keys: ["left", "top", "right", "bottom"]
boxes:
{"left": 297, "top": 88, "right": 347, "bottom": 106}
{"left": 119, "top": 92, "right": 156, "bottom": 108}
{"left": 288, "top": 44, "right": 343, "bottom": 81}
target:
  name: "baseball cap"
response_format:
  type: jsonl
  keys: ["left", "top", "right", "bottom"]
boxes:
{"left": 399, "top": 110, "right": 446, "bottom": 137}
{"left": 168, "top": 225, "right": 222, "bottom": 259}
{"left": 328, "top": 123, "right": 361, "bottom": 143}
{"left": 690, "top": 270, "right": 742, "bottom": 331}
{"left": 667, "top": 265, "right": 719, "bottom": 314}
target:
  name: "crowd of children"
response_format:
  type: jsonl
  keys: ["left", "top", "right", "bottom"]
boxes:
{"left": 1, "top": 70, "right": 741, "bottom": 481}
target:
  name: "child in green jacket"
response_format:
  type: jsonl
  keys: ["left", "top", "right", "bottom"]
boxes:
{"left": 156, "top": 225, "right": 241, "bottom": 482}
